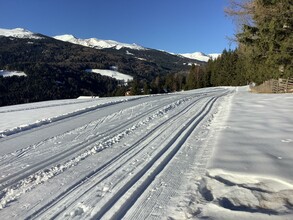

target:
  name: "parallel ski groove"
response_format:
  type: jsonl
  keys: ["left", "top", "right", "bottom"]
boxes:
{"left": 93, "top": 96, "right": 219, "bottom": 220}
{"left": 0, "top": 89, "right": 230, "bottom": 220}
{"left": 0, "top": 95, "right": 194, "bottom": 191}
{"left": 26, "top": 94, "right": 209, "bottom": 219}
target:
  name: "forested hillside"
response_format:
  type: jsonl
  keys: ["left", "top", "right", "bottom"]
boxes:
{"left": 0, "top": 34, "right": 198, "bottom": 106}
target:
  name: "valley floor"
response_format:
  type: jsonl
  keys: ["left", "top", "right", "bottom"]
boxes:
{"left": 0, "top": 87, "right": 292, "bottom": 219}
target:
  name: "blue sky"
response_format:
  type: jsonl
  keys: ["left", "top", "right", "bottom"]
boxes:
{"left": 0, "top": 0, "right": 236, "bottom": 54}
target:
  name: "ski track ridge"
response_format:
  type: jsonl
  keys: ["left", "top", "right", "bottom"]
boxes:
{"left": 93, "top": 96, "right": 220, "bottom": 220}
{"left": 25, "top": 94, "right": 211, "bottom": 219}
{"left": 0, "top": 89, "right": 230, "bottom": 219}
{"left": 38, "top": 90, "right": 227, "bottom": 219}
{"left": 0, "top": 95, "right": 195, "bottom": 191}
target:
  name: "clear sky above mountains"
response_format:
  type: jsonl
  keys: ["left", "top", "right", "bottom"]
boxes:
{"left": 0, "top": 0, "right": 236, "bottom": 54}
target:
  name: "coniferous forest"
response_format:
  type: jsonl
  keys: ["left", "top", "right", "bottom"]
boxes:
{"left": 203, "top": 0, "right": 293, "bottom": 86}
{"left": 158, "top": 0, "right": 293, "bottom": 92}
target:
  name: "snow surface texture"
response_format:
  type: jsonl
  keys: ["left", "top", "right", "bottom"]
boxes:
{"left": 0, "top": 87, "right": 292, "bottom": 219}
{"left": 180, "top": 52, "right": 221, "bottom": 62}
{"left": 85, "top": 69, "right": 133, "bottom": 82}
{"left": 170, "top": 87, "right": 293, "bottom": 219}
{"left": 0, "top": 28, "right": 42, "bottom": 39}
{"left": 0, "top": 87, "right": 229, "bottom": 219}
{"left": 0, "top": 96, "right": 138, "bottom": 138}
{"left": 54, "top": 34, "right": 145, "bottom": 50}
{"left": 0, "top": 70, "right": 27, "bottom": 77}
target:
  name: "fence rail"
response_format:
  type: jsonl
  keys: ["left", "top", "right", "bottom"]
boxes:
{"left": 250, "top": 78, "right": 293, "bottom": 93}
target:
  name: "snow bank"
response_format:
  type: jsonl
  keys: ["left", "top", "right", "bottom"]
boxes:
{"left": 180, "top": 169, "right": 293, "bottom": 220}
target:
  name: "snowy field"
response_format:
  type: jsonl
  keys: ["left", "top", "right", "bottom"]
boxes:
{"left": 86, "top": 69, "right": 133, "bottom": 82}
{"left": 0, "top": 87, "right": 292, "bottom": 219}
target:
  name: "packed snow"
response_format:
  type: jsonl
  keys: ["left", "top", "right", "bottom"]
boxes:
{"left": 180, "top": 52, "right": 221, "bottom": 62}
{"left": 0, "top": 70, "right": 27, "bottom": 77}
{"left": 86, "top": 69, "right": 133, "bottom": 83}
{"left": 0, "top": 96, "right": 138, "bottom": 138}
{"left": 0, "top": 87, "right": 292, "bottom": 219}
{"left": 0, "top": 28, "right": 42, "bottom": 39}
{"left": 54, "top": 34, "right": 145, "bottom": 50}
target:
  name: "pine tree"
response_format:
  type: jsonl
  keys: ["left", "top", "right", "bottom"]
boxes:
{"left": 227, "top": 0, "right": 293, "bottom": 82}
{"left": 186, "top": 64, "right": 198, "bottom": 90}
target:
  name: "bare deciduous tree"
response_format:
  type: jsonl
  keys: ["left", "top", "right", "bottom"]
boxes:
{"left": 225, "top": 0, "right": 255, "bottom": 32}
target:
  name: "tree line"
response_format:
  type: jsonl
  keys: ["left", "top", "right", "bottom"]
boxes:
{"left": 129, "top": 0, "right": 293, "bottom": 95}
{"left": 206, "top": 0, "right": 292, "bottom": 86}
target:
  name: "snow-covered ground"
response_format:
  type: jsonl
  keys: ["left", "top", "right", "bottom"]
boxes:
{"left": 0, "top": 87, "right": 292, "bottom": 219}
{"left": 170, "top": 87, "right": 293, "bottom": 219}
{"left": 0, "top": 96, "right": 140, "bottom": 138}
{"left": 0, "top": 70, "right": 27, "bottom": 77}
{"left": 86, "top": 69, "right": 133, "bottom": 82}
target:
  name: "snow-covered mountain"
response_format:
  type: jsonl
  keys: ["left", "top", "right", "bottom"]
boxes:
{"left": 180, "top": 52, "right": 221, "bottom": 62}
{"left": 1, "top": 28, "right": 220, "bottom": 63}
{"left": 53, "top": 34, "right": 220, "bottom": 62}
{"left": 0, "top": 28, "right": 42, "bottom": 39}
{"left": 54, "top": 34, "right": 146, "bottom": 50}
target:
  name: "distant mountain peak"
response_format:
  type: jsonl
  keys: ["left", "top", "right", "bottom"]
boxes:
{"left": 54, "top": 34, "right": 76, "bottom": 40}
{"left": 0, "top": 27, "right": 42, "bottom": 39}
{"left": 180, "top": 52, "right": 221, "bottom": 62}
{"left": 53, "top": 34, "right": 146, "bottom": 51}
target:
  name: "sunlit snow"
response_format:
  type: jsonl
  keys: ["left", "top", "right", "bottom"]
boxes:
{"left": 0, "top": 28, "right": 42, "bottom": 39}
{"left": 0, "top": 87, "right": 292, "bottom": 219}
{"left": 180, "top": 52, "right": 221, "bottom": 62}
{"left": 54, "top": 34, "right": 145, "bottom": 50}
{"left": 86, "top": 69, "right": 133, "bottom": 82}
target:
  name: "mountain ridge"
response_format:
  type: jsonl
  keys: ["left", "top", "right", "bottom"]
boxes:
{"left": 54, "top": 34, "right": 146, "bottom": 51}
{"left": 0, "top": 28, "right": 220, "bottom": 62}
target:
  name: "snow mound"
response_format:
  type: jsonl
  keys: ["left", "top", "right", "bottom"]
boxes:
{"left": 175, "top": 169, "right": 293, "bottom": 219}
{"left": 0, "top": 70, "right": 27, "bottom": 77}
{"left": 180, "top": 52, "right": 221, "bottom": 62}
{"left": 54, "top": 34, "right": 145, "bottom": 50}
{"left": 0, "top": 28, "right": 42, "bottom": 39}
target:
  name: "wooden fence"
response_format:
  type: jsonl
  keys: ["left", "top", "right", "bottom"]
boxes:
{"left": 250, "top": 78, "right": 293, "bottom": 93}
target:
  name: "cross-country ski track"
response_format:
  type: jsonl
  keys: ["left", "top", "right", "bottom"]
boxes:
{"left": 0, "top": 88, "right": 232, "bottom": 219}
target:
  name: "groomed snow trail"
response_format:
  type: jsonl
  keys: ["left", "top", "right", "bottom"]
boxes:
{"left": 0, "top": 88, "right": 231, "bottom": 219}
